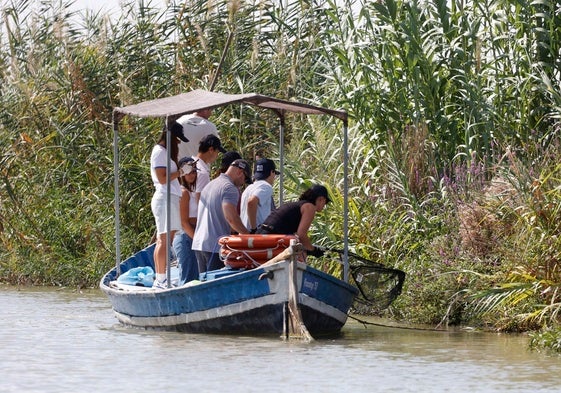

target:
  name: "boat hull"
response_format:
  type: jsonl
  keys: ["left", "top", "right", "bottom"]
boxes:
{"left": 100, "top": 244, "right": 357, "bottom": 338}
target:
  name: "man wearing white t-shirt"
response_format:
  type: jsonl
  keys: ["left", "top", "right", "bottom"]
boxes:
{"left": 240, "top": 158, "right": 280, "bottom": 233}
{"left": 176, "top": 109, "right": 218, "bottom": 161}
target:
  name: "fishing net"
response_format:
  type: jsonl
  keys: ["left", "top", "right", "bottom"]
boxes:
{"left": 327, "top": 249, "right": 406, "bottom": 314}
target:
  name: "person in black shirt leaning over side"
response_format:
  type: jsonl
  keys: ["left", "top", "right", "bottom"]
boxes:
{"left": 256, "top": 184, "right": 330, "bottom": 258}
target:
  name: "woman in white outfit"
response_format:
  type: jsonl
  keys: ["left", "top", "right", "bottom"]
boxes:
{"left": 150, "top": 122, "right": 189, "bottom": 289}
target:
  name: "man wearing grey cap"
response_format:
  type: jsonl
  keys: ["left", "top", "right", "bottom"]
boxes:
{"left": 192, "top": 159, "right": 252, "bottom": 272}
{"left": 240, "top": 158, "right": 279, "bottom": 233}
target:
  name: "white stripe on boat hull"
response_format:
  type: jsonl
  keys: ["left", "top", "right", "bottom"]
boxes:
{"left": 113, "top": 292, "right": 347, "bottom": 329}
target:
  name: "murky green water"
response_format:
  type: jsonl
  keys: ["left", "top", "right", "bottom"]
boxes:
{"left": 1, "top": 285, "right": 559, "bottom": 392}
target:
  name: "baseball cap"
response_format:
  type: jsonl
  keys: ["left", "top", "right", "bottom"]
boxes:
{"left": 310, "top": 184, "right": 331, "bottom": 203}
{"left": 220, "top": 151, "right": 242, "bottom": 172}
{"left": 170, "top": 122, "right": 189, "bottom": 143}
{"left": 253, "top": 158, "right": 280, "bottom": 180}
{"left": 178, "top": 157, "right": 198, "bottom": 174}
{"left": 199, "top": 134, "right": 226, "bottom": 153}
{"left": 230, "top": 159, "right": 252, "bottom": 184}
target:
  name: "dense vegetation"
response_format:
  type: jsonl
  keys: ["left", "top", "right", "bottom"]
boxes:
{"left": 1, "top": 0, "right": 561, "bottom": 350}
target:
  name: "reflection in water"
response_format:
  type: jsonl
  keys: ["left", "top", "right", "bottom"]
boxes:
{"left": 1, "top": 285, "right": 560, "bottom": 393}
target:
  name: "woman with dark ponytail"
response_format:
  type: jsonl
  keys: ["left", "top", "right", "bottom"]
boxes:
{"left": 256, "top": 184, "right": 331, "bottom": 258}
{"left": 150, "top": 122, "right": 189, "bottom": 289}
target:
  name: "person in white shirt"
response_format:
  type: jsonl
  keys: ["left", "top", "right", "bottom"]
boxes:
{"left": 150, "top": 122, "right": 189, "bottom": 289}
{"left": 240, "top": 158, "right": 279, "bottom": 233}
{"left": 176, "top": 109, "right": 218, "bottom": 161}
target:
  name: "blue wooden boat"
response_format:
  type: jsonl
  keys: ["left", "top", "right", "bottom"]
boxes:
{"left": 100, "top": 243, "right": 358, "bottom": 338}
{"left": 100, "top": 90, "right": 360, "bottom": 340}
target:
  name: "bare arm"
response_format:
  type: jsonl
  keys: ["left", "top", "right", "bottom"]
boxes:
{"left": 179, "top": 188, "right": 195, "bottom": 238}
{"left": 246, "top": 195, "right": 260, "bottom": 230}
{"left": 296, "top": 203, "right": 316, "bottom": 251}
{"left": 154, "top": 167, "right": 180, "bottom": 184}
{"left": 223, "top": 202, "right": 250, "bottom": 234}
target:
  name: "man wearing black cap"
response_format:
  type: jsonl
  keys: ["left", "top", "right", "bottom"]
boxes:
{"left": 192, "top": 159, "right": 252, "bottom": 272}
{"left": 240, "top": 158, "right": 279, "bottom": 233}
{"left": 194, "top": 134, "right": 227, "bottom": 203}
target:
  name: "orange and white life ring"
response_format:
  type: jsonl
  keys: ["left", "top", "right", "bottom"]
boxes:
{"left": 221, "top": 248, "right": 286, "bottom": 261}
{"left": 221, "top": 249, "right": 287, "bottom": 269}
{"left": 219, "top": 234, "right": 297, "bottom": 269}
{"left": 218, "top": 234, "right": 297, "bottom": 249}
{"left": 221, "top": 249, "right": 306, "bottom": 269}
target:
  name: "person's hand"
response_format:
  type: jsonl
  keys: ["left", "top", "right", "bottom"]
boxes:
{"left": 308, "top": 245, "right": 325, "bottom": 258}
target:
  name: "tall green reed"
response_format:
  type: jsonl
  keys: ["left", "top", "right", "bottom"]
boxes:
{"left": 2, "top": 0, "right": 561, "bottom": 345}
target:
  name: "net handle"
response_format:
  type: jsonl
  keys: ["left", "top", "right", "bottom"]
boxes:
{"left": 326, "top": 247, "right": 396, "bottom": 269}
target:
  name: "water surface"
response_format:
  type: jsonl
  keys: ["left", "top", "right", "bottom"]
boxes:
{"left": 1, "top": 285, "right": 559, "bottom": 392}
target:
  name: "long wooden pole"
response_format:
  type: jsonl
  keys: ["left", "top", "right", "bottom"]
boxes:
{"left": 285, "top": 241, "right": 313, "bottom": 341}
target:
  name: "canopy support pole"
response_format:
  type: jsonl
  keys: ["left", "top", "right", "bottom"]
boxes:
{"left": 113, "top": 110, "right": 121, "bottom": 276}
{"left": 278, "top": 112, "right": 286, "bottom": 205}
{"left": 342, "top": 119, "right": 349, "bottom": 282}
{"left": 165, "top": 117, "right": 172, "bottom": 287}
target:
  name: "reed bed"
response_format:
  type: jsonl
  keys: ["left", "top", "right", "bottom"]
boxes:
{"left": 1, "top": 0, "right": 561, "bottom": 349}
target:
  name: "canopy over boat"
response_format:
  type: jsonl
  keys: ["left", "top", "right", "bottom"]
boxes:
{"left": 113, "top": 89, "right": 348, "bottom": 121}
{"left": 112, "top": 89, "right": 350, "bottom": 281}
